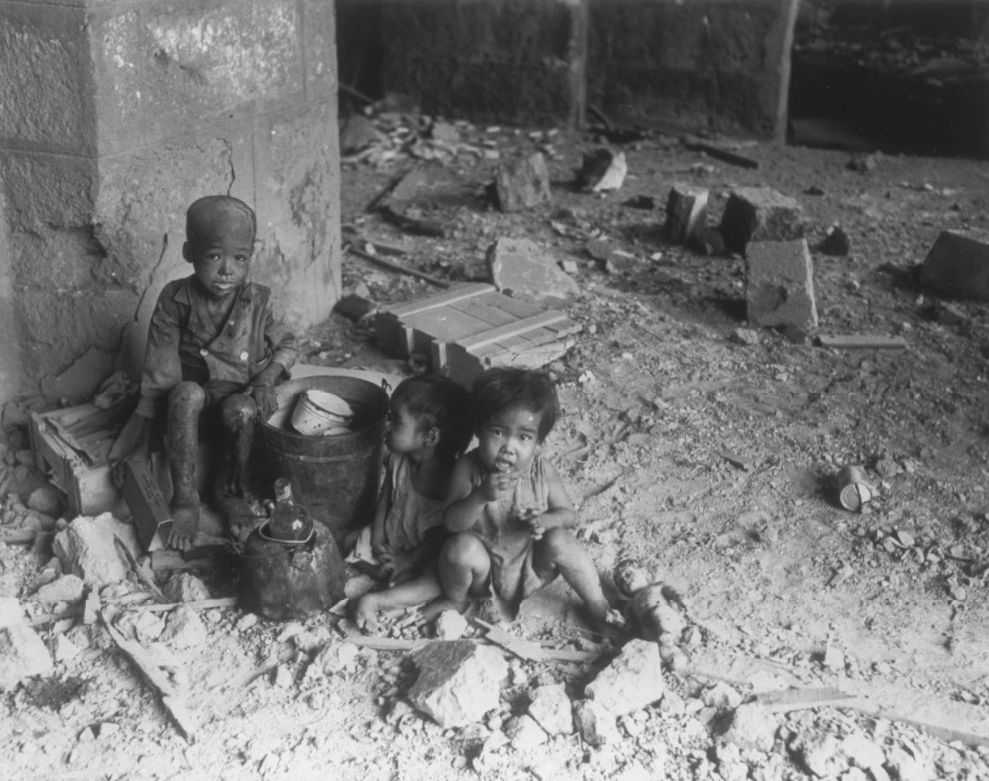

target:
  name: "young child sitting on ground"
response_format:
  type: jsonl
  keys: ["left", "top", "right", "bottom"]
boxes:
{"left": 353, "top": 367, "right": 617, "bottom": 633}
{"left": 109, "top": 195, "right": 298, "bottom": 551}
{"left": 350, "top": 375, "right": 471, "bottom": 628}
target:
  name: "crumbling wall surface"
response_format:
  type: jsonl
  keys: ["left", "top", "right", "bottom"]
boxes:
{"left": 342, "top": 0, "right": 584, "bottom": 125}
{"left": 587, "top": 0, "right": 790, "bottom": 136}
{"left": 0, "top": 0, "right": 341, "bottom": 403}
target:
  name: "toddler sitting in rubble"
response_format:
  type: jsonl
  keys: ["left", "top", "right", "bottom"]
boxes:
{"left": 354, "top": 367, "right": 619, "bottom": 634}
{"left": 350, "top": 375, "right": 471, "bottom": 628}
{"left": 109, "top": 195, "right": 298, "bottom": 551}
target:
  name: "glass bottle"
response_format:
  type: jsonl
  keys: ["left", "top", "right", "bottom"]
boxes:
{"left": 267, "top": 478, "right": 313, "bottom": 542}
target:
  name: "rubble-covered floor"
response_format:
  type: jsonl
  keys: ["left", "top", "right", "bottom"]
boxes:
{"left": 3, "top": 115, "right": 989, "bottom": 780}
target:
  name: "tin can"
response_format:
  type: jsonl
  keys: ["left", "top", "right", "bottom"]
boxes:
{"left": 836, "top": 465, "right": 874, "bottom": 512}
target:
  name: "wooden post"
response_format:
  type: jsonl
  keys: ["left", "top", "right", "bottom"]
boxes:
{"left": 774, "top": 0, "right": 802, "bottom": 144}
{"left": 567, "top": 0, "right": 590, "bottom": 130}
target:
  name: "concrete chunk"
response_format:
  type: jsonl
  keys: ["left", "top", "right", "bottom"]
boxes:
{"left": 487, "top": 237, "right": 579, "bottom": 303}
{"left": 919, "top": 229, "right": 989, "bottom": 301}
{"left": 0, "top": 598, "right": 52, "bottom": 690}
{"left": 664, "top": 183, "right": 708, "bottom": 244}
{"left": 493, "top": 152, "right": 551, "bottom": 212}
{"left": 527, "top": 683, "right": 573, "bottom": 735}
{"left": 408, "top": 640, "right": 508, "bottom": 727}
{"left": 583, "top": 639, "right": 665, "bottom": 716}
{"left": 746, "top": 239, "right": 818, "bottom": 331}
{"left": 53, "top": 513, "right": 140, "bottom": 586}
{"left": 573, "top": 699, "right": 620, "bottom": 747}
{"left": 720, "top": 187, "right": 804, "bottom": 253}
{"left": 34, "top": 574, "right": 85, "bottom": 604}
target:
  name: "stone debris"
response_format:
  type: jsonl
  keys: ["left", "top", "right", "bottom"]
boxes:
{"left": 919, "top": 229, "right": 989, "bottom": 301}
{"left": 53, "top": 513, "right": 140, "bottom": 586}
{"left": 434, "top": 609, "right": 468, "bottom": 640}
{"left": 53, "top": 633, "right": 82, "bottom": 664}
{"left": 702, "top": 681, "right": 743, "bottom": 710}
{"left": 116, "top": 610, "right": 165, "bottom": 645}
{"left": 575, "top": 148, "right": 627, "bottom": 192}
{"left": 721, "top": 703, "right": 778, "bottom": 752}
{"left": 407, "top": 641, "right": 508, "bottom": 727}
{"left": 848, "top": 152, "right": 882, "bottom": 172}
{"left": 503, "top": 714, "right": 548, "bottom": 750}
{"left": 429, "top": 120, "right": 460, "bottom": 143}
{"left": 487, "top": 237, "right": 579, "bottom": 302}
{"left": 573, "top": 698, "right": 620, "bottom": 747}
{"left": 885, "top": 746, "right": 933, "bottom": 781}
{"left": 791, "top": 729, "right": 843, "bottom": 777}
{"left": 664, "top": 183, "right": 709, "bottom": 244}
{"left": 159, "top": 605, "right": 208, "bottom": 650}
{"left": 34, "top": 573, "right": 85, "bottom": 603}
{"left": 27, "top": 484, "right": 63, "bottom": 517}
{"left": 235, "top": 613, "right": 258, "bottom": 631}
{"left": 340, "top": 114, "right": 384, "bottom": 155}
{"left": 714, "top": 741, "right": 750, "bottom": 781}
{"left": 731, "top": 327, "right": 761, "bottom": 346}
{"left": 841, "top": 731, "right": 886, "bottom": 772}
{"left": 308, "top": 641, "right": 360, "bottom": 677}
{"left": 527, "top": 683, "right": 573, "bottom": 735}
{"left": 0, "top": 597, "right": 53, "bottom": 690}
{"left": 690, "top": 226, "right": 727, "bottom": 256}
{"left": 746, "top": 239, "right": 819, "bottom": 331}
{"left": 819, "top": 224, "right": 851, "bottom": 256}
{"left": 493, "top": 152, "right": 552, "bottom": 212}
{"left": 162, "top": 573, "right": 211, "bottom": 603}
{"left": 584, "top": 639, "right": 665, "bottom": 716}
{"left": 719, "top": 187, "right": 804, "bottom": 253}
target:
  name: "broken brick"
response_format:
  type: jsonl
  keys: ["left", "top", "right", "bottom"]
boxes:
{"left": 584, "top": 639, "right": 665, "bottom": 716}
{"left": 664, "top": 183, "right": 709, "bottom": 244}
{"left": 919, "top": 229, "right": 989, "bottom": 301}
{"left": 745, "top": 239, "right": 819, "bottom": 331}
{"left": 487, "top": 237, "right": 579, "bottom": 303}
{"left": 408, "top": 641, "right": 508, "bottom": 728}
{"left": 719, "top": 187, "right": 804, "bottom": 254}
{"left": 493, "top": 152, "right": 551, "bottom": 212}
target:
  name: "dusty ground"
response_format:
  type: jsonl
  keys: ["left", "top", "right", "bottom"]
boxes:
{"left": 2, "top": 115, "right": 989, "bottom": 780}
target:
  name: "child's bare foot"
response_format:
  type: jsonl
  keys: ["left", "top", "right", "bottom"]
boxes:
{"left": 351, "top": 594, "right": 380, "bottom": 634}
{"left": 168, "top": 500, "right": 200, "bottom": 552}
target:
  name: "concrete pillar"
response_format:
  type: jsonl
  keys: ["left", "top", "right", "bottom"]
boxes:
{"left": 0, "top": 0, "right": 341, "bottom": 403}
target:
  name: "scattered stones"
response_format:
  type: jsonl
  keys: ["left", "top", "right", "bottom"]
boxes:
{"left": 493, "top": 152, "right": 552, "bottom": 212}
{"left": 841, "top": 731, "right": 885, "bottom": 772}
{"left": 0, "top": 597, "right": 53, "bottom": 690}
{"left": 791, "top": 730, "right": 842, "bottom": 777}
{"left": 822, "top": 643, "right": 846, "bottom": 672}
{"left": 719, "top": 187, "right": 804, "bottom": 253}
{"left": 434, "top": 609, "right": 468, "bottom": 640}
{"left": 721, "top": 703, "right": 778, "bottom": 752}
{"left": 162, "top": 573, "right": 211, "bottom": 603}
{"left": 503, "top": 714, "right": 548, "bottom": 750}
{"left": 714, "top": 741, "right": 750, "bottom": 781}
{"left": 159, "top": 605, "right": 208, "bottom": 650}
{"left": 53, "top": 633, "right": 81, "bottom": 664}
{"left": 731, "top": 327, "right": 761, "bottom": 346}
{"left": 53, "top": 513, "right": 141, "bottom": 586}
{"left": 429, "top": 120, "right": 460, "bottom": 143}
{"left": 659, "top": 689, "right": 686, "bottom": 716}
{"left": 919, "top": 229, "right": 989, "bottom": 301}
{"left": 235, "top": 613, "right": 258, "bottom": 632}
{"left": 848, "top": 152, "right": 881, "bottom": 172}
{"left": 487, "top": 237, "right": 579, "bottom": 302}
{"left": 408, "top": 641, "right": 508, "bottom": 727}
{"left": 273, "top": 664, "right": 294, "bottom": 689}
{"left": 117, "top": 610, "right": 165, "bottom": 644}
{"left": 885, "top": 746, "right": 933, "bottom": 781}
{"left": 664, "top": 183, "right": 709, "bottom": 244}
{"left": 702, "top": 681, "right": 743, "bottom": 710}
{"left": 309, "top": 641, "right": 360, "bottom": 677}
{"left": 819, "top": 224, "right": 851, "bottom": 256}
{"left": 527, "top": 683, "right": 573, "bottom": 735}
{"left": 746, "top": 239, "right": 819, "bottom": 331}
{"left": 584, "top": 639, "right": 665, "bottom": 716}
{"left": 27, "top": 484, "right": 63, "bottom": 517}
{"left": 575, "top": 148, "right": 627, "bottom": 192}
{"left": 573, "top": 699, "right": 620, "bottom": 747}
{"left": 34, "top": 574, "right": 85, "bottom": 604}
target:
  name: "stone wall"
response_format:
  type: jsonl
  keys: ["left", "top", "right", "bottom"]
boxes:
{"left": 0, "top": 0, "right": 342, "bottom": 403}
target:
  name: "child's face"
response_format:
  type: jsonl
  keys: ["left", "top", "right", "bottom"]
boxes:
{"left": 386, "top": 403, "right": 431, "bottom": 455}
{"left": 475, "top": 404, "right": 542, "bottom": 474}
{"left": 189, "top": 234, "right": 253, "bottom": 300}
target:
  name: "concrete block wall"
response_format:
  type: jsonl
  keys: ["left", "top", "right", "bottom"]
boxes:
{"left": 0, "top": 0, "right": 342, "bottom": 403}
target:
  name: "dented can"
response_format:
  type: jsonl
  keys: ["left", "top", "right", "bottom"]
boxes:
{"left": 836, "top": 465, "right": 874, "bottom": 512}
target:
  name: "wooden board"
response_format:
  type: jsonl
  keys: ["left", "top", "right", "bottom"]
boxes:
{"left": 375, "top": 284, "right": 580, "bottom": 385}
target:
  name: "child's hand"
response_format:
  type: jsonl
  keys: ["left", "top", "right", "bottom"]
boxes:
{"left": 477, "top": 468, "right": 517, "bottom": 502}
{"left": 379, "top": 549, "right": 415, "bottom": 582}
{"left": 251, "top": 384, "right": 278, "bottom": 420}
{"left": 518, "top": 508, "right": 546, "bottom": 539}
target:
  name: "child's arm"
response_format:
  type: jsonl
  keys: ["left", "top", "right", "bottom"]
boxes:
{"left": 444, "top": 455, "right": 512, "bottom": 532}
{"left": 253, "top": 294, "right": 298, "bottom": 418}
{"left": 369, "top": 461, "right": 394, "bottom": 554}
{"left": 524, "top": 459, "right": 576, "bottom": 534}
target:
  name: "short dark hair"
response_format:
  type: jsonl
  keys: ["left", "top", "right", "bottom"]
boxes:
{"left": 390, "top": 375, "right": 472, "bottom": 460}
{"left": 471, "top": 368, "right": 559, "bottom": 442}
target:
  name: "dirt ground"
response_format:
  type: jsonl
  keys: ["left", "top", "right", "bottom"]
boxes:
{"left": 3, "top": 115, "right": 989, "bottom": 780}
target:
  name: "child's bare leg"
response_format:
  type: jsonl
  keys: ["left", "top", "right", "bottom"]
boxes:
{"left": 220, "top": 393, "right": 257, "bottom": 499}
{"left": 532, "top": 528, "right": 611, "bottom": 627}
{"left": 437, "top": 533, "right": 491, "bottom": 612}
{"left": 166, "top": 382, "right": 205, "bottom": 552}
{"left": 352, "top": 572, "right": 443, "bottom": 633}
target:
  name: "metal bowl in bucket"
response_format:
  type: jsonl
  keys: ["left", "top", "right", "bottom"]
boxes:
{"left": 260, "top": 375, "right": 387, "bottom": 540}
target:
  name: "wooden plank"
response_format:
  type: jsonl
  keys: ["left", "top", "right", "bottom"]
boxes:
{"left": 816, "top": 334, "right": 908, "bottom": 350}
{"left": 473, "top": 291, "right": 546, "bottom": 319}
{"left": 473, "top": 320, "right": 582, "bottom": 358}
{"left": 384, "top": 283, "right": 494, "bottom": 318}
{"left": 448, "top": 299, "right": 518, "bottom": 328}
{"left": 404, "top": 307, "right": 487, "bottom": 343}
{"left": 458, "top": 311, "right": 569, "bottom": 351}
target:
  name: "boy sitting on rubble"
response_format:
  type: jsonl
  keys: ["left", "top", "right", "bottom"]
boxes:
{"left": 109, "top": 195, "right": 298, "bottom": 551}
{"left": 354, "top": 367, "right": 618, "bottom": 633}
{"left": 350, "top": 375, "right": 471, "bottom": 629}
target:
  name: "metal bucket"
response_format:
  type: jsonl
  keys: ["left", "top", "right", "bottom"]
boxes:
{"left": 258, "top": 375, "right": 387, "bottom": 540}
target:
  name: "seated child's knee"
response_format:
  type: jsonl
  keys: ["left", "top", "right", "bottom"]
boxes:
{"left": 221, "top": 393, "right": 258, "bottom": 429}
{"left": 539, "top": 527, "right": 578, "bottom": 558}
{"left": 169, "top": 381, "right": 207, "bottom": 411}
{"left": 442, "top": 533, "right": 488, "bottom": 569}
